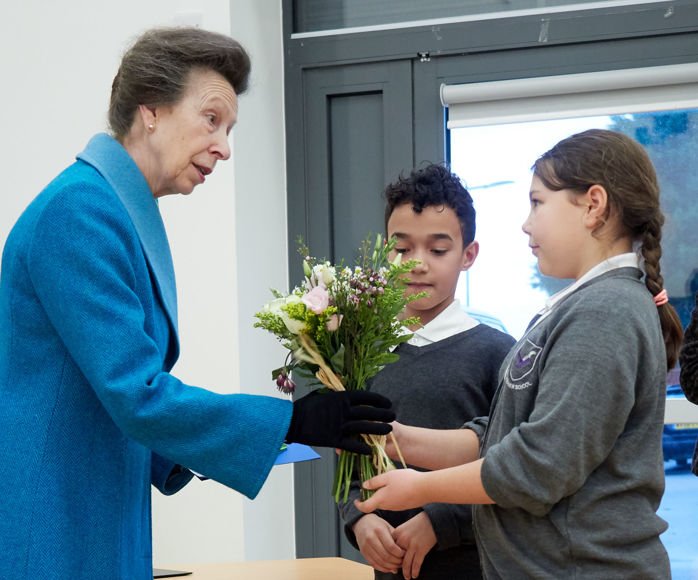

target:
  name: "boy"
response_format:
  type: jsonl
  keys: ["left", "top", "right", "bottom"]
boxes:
{"left": 338, "top": 163, "right": 514, "bottom": 579}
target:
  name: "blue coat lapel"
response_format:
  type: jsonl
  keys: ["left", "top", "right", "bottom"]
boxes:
{"left": 77, "top": 133, "right": 179, "bottom": 343}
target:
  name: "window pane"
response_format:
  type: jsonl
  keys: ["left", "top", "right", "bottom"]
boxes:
{"left": 450, "top": 109, "right": 698, "bottom": 577}
{"left": 293, "top": 0, "right": 633, "bottom": 33}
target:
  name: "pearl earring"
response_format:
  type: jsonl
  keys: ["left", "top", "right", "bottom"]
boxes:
{"left": 148, "top": 123, "right": 155, "bottom": 132}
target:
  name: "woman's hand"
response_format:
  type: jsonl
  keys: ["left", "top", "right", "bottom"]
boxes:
{"left": 352, "top": 513, "right": 405, "bottom": 574}
{"left": 287, "top": 390, "right": 394, "bottom": 454}
{"left": 354, "top": 469, "right": 427, "bottom": 513}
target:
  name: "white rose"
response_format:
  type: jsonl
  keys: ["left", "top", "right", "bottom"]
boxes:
{"left": 280, "top": 294, "right": 305, "bottom": 335}
{"left": 264, "top": 297, "right": 286, "bottom": 316}
{"left": 313, "top": 262, "right": 336, "bottom": 286}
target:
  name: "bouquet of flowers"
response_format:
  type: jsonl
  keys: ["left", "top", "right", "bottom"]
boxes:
{"left": 254, "top": 235, "right": 421, "bottom": 502}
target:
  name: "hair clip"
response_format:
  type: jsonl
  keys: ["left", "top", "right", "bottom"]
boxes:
{"left": 653, "top": 289, "right": 668, "bottom": 307}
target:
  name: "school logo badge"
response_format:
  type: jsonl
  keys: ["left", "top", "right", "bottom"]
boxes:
{"left": 506, "top": 338, "right": 542, "bottom": 389}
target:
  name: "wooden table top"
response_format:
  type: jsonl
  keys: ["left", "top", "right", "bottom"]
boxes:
{"left": 155, "top": 557, "right": 373, "bottom": 580}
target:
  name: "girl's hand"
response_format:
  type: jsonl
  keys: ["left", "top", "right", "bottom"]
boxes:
{"left": 354, "top": 469, "right": 426, "bottom": 513}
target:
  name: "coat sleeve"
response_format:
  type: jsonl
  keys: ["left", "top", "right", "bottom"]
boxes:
{"left": 26, "top": 184, "right": 292, "bottom": 499}
{"left": 151, "top": 453, "right": 195, "bottom": 496}
{"left": 680, "top": 291, "right": 698, "bottom": 403}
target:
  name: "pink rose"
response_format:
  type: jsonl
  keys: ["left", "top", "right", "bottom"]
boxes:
{"left": 326, "top": 314, "right": 343, "bottom": 331}
{"left": 302, "top": 285, "right": 329, "bottom": 314}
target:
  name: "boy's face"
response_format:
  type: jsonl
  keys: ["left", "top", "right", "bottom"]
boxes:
{"left": 387, "top": 203, "right": 478, "bottom": 326}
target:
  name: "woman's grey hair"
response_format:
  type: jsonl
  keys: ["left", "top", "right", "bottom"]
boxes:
{"left": 109, "top": 27, "right": 251, "bottom": 141}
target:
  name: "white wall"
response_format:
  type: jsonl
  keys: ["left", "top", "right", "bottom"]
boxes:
{"left": 0, "top": 0, "right": 292, "bottom": 567}
{"left": 226, "top": 2, "right": 296, "bottom": 563}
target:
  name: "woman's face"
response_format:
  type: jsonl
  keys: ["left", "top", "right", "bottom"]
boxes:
{"left": 145, "top": 68, "right": 238, "bottom": 197}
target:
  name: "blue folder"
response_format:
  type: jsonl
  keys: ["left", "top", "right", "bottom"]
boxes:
{"left": 274, "top": 443, "right": 321, "bottom": 465}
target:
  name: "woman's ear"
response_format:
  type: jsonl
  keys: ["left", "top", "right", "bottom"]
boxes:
{"left": 583, "top": 184, "right": 609, "bottom": 228}
{"left": 137, "top": 104, "right": 158, "bottom": 133}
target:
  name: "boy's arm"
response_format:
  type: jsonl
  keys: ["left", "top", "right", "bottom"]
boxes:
{"left": 386, "top": 422, "right": 481, "bottom": 470}
{"left": 337, "top": 470, "right": 368, "bottom": 546}
{"left": 422, "top": 503, "right": 475, "bottom": 548}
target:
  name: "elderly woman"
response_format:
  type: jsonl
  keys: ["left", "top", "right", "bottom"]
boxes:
{"left": 0, "top": 27, "right": 393, "bottom": 578}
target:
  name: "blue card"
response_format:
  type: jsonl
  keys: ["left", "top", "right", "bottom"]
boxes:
{"left": 274, "top": 443, "right": 321, "bottom": 465}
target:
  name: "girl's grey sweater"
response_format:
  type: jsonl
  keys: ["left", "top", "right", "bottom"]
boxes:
{"left": 470, "top": 268, "right": 670, "bottom": 579}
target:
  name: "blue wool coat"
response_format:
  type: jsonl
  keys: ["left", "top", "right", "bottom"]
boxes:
{"left": 0, "top": 134, "right": 293, "bottom": 579}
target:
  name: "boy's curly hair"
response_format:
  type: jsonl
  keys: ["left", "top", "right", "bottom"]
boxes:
{"left": 383, "top": 163, "right": 476, "bottom": 245}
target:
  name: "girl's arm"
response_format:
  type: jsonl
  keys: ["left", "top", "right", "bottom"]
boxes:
{"left": 386, "top": 422, "right": 481, "bottom": 470}
{"left": 355, "top": 459, "right": 494, "bottom": 513}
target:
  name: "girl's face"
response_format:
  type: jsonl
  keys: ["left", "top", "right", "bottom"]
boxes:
{"left": 522, "top": 175, "right": 594, "bottom": 280}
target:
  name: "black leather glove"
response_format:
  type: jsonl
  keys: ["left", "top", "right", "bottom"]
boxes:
{"left": 286, "top": 390, "right": 395, "bottom": 455}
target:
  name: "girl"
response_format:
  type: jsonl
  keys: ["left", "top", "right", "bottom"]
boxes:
{"left": 355, "top": 129, "right": 683, "bottom": 579}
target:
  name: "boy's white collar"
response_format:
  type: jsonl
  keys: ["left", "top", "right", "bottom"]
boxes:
{"left": 407, "top": 299, "right": 479, "bottom": 346}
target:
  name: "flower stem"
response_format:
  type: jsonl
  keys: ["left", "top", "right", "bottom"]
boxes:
{"left": 332, "top": 451, "right": 345, "bottom": 502}
{"left": 343, "top": 451, "right": 356, "bottom": 503}
{"left": 360, "top": 453, "right": 377, "bottom": 501}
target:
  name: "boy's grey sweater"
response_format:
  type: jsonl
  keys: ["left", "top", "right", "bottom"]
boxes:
{"left": 339, "top": 323, "right": 514, "bottom": 580}
{"left": 468, "top": 268, "right": 670, "bottom": 579}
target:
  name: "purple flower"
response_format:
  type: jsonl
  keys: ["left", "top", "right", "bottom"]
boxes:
{"left": 275, "top": 370, "right": 295, "bottom": 394}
